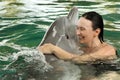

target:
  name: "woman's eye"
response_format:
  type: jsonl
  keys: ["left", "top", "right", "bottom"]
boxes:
{"left": 80, "top": 27, "right": 85, "bottom": 31}
{"left": 76, "top": 26, "right": 85, "bottom": 31}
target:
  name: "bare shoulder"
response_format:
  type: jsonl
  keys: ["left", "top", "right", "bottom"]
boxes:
{"left": 104, "top": 43, "right": 116, "bottom": 53}
{"left": 102, "top": 42, "right": 117, "bottom": 59}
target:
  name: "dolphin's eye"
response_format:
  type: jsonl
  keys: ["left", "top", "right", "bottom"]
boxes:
{"left": 65, "top": 34, "right": 69, "bottom": 39}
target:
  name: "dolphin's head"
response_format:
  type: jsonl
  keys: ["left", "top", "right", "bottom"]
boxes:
{"left": 56, "top": 7, "right": 81, "bottom": 54}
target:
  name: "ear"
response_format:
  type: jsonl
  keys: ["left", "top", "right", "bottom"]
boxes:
{"left": 94, "top": 28, "right": 100, "bottom": 37}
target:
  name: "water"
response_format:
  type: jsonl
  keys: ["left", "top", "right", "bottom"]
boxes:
{"left": 0, "top": 0, "right": 120, "bottom": 80}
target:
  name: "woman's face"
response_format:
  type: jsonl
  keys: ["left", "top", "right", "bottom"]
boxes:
{"left": 76, "top": 17, "right": 97, "bottom": 44}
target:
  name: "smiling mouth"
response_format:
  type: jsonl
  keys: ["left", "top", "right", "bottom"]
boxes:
{"left": 78, "top": 36, "right": 85, "bottom": 40}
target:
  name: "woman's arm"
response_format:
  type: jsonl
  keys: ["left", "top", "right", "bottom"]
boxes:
{"left": 39, "top": 44, "right": 93, "bottom": 63}
{"left": 39, "top": 43, "right": 117, "bottom": 64}
{"left": 39, "top": 43, "right": 76, "bottom": 60}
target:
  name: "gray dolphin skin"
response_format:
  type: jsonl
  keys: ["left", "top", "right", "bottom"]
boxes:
{"left": 38, "top": 7, "right": 82, "bottom": 80}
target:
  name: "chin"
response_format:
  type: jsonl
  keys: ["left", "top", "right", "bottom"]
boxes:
{"left": 79, "top": 41, "right": 84, "bottom": 44}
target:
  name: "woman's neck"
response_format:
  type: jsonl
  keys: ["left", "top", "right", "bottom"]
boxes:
{"left": 82, "top": 38, "right": 103, "bottom": 53}
{"left": 88, "top": 39, "right": 102, "bottom": 48}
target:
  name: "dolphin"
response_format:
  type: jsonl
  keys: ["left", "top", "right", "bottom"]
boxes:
{"left": 38, "top": 7, "right": 83, "bottom": 62}
{"left": 38, "top": 7, "right": 83, "bottom": 80}
{"left": 39, "top": 7, "right": 82, "bottom": 54}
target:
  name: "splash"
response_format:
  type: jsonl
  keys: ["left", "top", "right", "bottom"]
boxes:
{"left": 0, "top": 49, "right": 53, "bottom": 80}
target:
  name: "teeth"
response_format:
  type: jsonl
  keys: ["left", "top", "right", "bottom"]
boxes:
{"left": 79, "top": 36, "right": 84, "bottom": 39}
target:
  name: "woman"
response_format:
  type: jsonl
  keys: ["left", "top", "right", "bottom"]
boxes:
{"left": 39, "top": 11, "right": 117, "bottom": 63}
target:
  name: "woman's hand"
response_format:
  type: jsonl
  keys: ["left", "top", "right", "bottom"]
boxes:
{"left": 39, "top": 43, "right": 55, "bottom": 54}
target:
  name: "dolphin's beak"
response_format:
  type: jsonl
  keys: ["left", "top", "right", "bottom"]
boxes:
{"left": 67, "top": 7, "right": 79, "bottom": 24}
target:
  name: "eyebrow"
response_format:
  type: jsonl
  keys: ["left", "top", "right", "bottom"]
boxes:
{"left": 76, "top": 25, "right": 83, "bottom": 28}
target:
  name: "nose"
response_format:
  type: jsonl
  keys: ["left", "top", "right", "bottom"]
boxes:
{"left": 76, "top": 29, "right": 81, "bottom": 36}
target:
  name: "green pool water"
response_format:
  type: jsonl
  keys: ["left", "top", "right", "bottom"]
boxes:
{"left": 0, "top": 0, "right": 120, "bottom": 80}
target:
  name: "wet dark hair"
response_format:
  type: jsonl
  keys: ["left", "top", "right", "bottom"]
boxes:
{"left": 82, "top": 11, "right": 104, "bottom": 43}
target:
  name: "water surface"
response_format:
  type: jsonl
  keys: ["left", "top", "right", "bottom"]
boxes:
{"left": 0, "top": 0, "right": 120, "bottom": 80}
